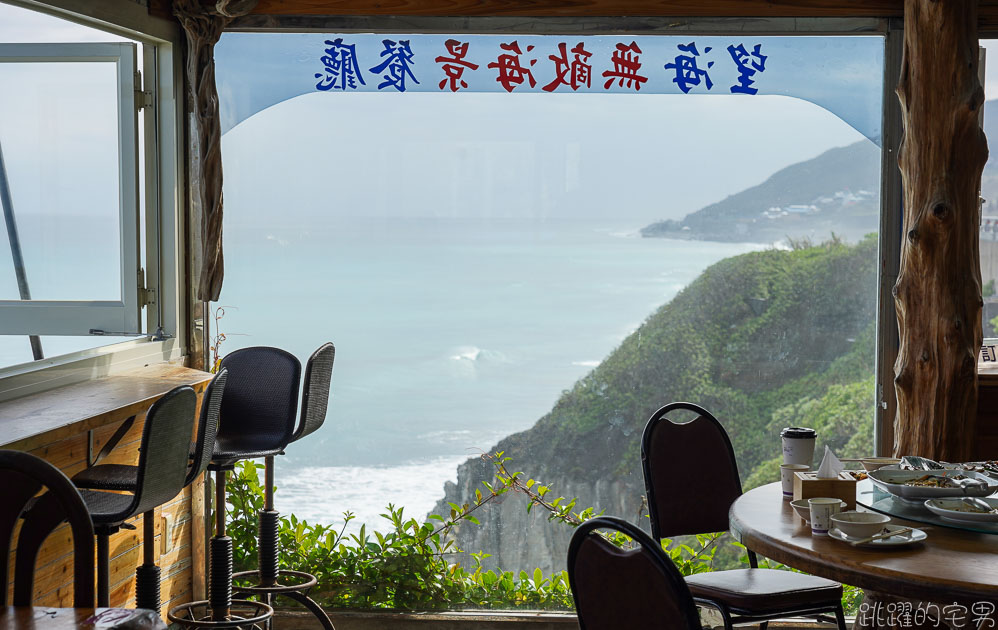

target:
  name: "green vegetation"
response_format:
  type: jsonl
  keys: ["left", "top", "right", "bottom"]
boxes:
{"left": 225, "top": 455, "right": 724, "bottom": 611}
{"left": 225, "top": 235, "right": 878, "bottom": 616}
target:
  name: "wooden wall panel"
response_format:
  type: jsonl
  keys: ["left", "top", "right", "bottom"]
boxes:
{"left": 3, "top": 380, "right": 209, "bottom": 619}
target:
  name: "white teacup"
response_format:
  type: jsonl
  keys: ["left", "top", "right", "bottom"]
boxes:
{"left": 808, "top": 497, "right": 843, "bottom": 536}
{"left": 780, "top": 464, "right": 810, "bottom": 501}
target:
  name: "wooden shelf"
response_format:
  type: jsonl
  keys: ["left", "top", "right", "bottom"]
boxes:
{"left": 0, "top": 363, "right": 212, "bottom": 451}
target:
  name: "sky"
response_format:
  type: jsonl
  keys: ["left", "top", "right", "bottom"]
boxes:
{"left": 3, "top": 2, "right": 998, "bottom": 225}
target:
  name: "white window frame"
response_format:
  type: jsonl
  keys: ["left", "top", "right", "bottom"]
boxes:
{"left": 0, "top": 42, "right": 141, "bottom": 336}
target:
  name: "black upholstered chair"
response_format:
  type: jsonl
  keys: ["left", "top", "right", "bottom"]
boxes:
{"left": 568, "top": 516, "right": 702, "bottom": 630}
{"left": 641, "top": 402, "right": 846, "bottom": 630}
{"left": 73, "top": 370, "right": 229, "bottom": 611}
{"left": 0, "top": 449, "right": 96, "bottom": 608}
{"left": 74, "top": 385, "right": 198, "bottom": 608}
{"left": 169, "top": 343, "right": 334, "bottom": 630}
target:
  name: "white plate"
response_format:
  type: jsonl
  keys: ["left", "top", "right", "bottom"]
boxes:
{"left": 867, "top": 469, "right": 998, "bottom": 501}
{"left": 828, "top": 524, "right": 927, "bottom": 548}
{"left": 924, "top": 497, "right": 998, "bottom": 523}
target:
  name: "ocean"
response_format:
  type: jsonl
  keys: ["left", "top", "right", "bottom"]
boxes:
{"left": 217, "top": 217, "right": 762, "bottom": 533}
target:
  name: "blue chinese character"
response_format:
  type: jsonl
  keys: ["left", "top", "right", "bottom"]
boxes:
{"left": 664, "top": 42, "right": 714, "bottom": 94}
{"left": 369, "top": 39, "right": 419, "bottom": 92}
{"left": 315, "top": 38, "right": 366, "bottom": 91}
{"left": 727, "top": 43, "right": 768, "bottom": 94}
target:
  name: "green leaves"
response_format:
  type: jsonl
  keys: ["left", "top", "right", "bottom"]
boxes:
{"left": 223, "top": 459, "right": 574, "bottom": 610}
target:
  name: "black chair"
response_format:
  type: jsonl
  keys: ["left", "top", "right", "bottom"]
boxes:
{"left": 0, "top": 449, "right": 96, "bottom": 608}
{"left": 169, "top": 343, "right": 334, "bottom": 630}
{"left": 568, "top": 516, "right": 702, "bottom": 630}
{"left": 73, "top": 385, "right": 198, "bottom": 608}
{"left": 641, "top": 402, "right": 847, "bottom": 630}
{"left": 73, "top": 369, "right": 229, "bottom": 612}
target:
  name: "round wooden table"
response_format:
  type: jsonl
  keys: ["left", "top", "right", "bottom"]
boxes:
{"left": 729, "top": 483, "right": 998, "bottom": 605}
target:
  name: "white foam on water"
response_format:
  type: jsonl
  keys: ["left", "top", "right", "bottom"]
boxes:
{"left": 275, "top": 455, "right": 472, "bottom": 536}
{"left": 572, "top": 360, "right": 599, "bottom": 367}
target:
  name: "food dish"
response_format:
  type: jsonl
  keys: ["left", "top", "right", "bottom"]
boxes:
{"left": 924, "top": 498, "right": 998, "bottom": 523}
{"left": 828, "top": 524, "right": 927, "bottom": 548}
{"left": 867, "top": 469, "right": 998, "bottom": 502}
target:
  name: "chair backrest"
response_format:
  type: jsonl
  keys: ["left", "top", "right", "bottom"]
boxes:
{"left": 131, "top": 385, "right": 199, "bottom": 516}
{"left": 217, "top": 346, "right": 302, "bottom": 451}
{"left": 186, "top": 368, "right": 228, "bottom": 486}
{"left": 291, "top": 342, "right": 335, "bottom": 444}
{"left": 0, "top": 450, "right": 96, "bottom": 607}
{"left": 641, "top": 402, "right": 743, "bottom": 539}
{"left": 568, "top": 516, "right": 702, "bottom": 630}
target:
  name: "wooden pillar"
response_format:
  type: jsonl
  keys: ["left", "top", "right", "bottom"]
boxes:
{"left": 893, "top": 0, "right": 988, "bottom": 461}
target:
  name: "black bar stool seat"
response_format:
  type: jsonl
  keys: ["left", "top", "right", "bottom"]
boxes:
{"left": 74, "top": 464, "right": 145, "bottom": 491}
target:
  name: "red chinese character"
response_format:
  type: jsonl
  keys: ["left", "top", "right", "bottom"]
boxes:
{"left": 487, "top": 41, "right": 537, "bottom": 93}
{"left": 542, "top": 42, "right": 593, "bottom": 92}
{"left": 602, "top": 41, "right": 648, "bottom": 91}
{"left": 435, "top": 39, "right": 480, "bottom": 92}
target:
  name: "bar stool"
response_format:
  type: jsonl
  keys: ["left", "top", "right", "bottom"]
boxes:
{"left": 73, "top": 385, "right": 198, "bottom": 608}
{"left": 73, "top": 369, "right": 229, "bottom": 612}
{"left": 170, "top": 344, "right": 335, "bottom": 630}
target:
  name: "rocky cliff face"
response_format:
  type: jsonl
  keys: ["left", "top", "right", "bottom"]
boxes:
{"left": 436, "top": 452, "right": 645, "bottom": 573}
{"left": 431, "top": 237, "right": 879, "bottom": 574}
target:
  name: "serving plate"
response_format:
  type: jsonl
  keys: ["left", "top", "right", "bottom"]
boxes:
{"left": 924, "top": 497, "right": 998, "bottom": 523}
{"left": 828, "top": 524, "right": 927, "bottom": 548}
{"left": 867, "top": 469, "right": 998, "bottom": 502}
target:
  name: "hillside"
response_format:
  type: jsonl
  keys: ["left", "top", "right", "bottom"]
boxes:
{"left": 433, "top": 236, "right": 878, "bottom": 573}
{"left": 640, "top": 140, "right": 880, "bottom": 243}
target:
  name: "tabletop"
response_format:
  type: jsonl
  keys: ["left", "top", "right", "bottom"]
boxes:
{"left": 0, "top": 364, "right": 212, "bottom": 451}
{"left": 0, "top": 607, "right": 166, "bottom": 629}
{"left": 729, "top": 482, "right": 998, "bottom": 604}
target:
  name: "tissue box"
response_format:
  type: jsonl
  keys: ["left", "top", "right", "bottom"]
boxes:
{"left": 793, "top": 471, "right": 857, "bottom": 510}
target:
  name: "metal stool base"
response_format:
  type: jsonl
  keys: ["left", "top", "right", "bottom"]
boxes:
{"left": 233, "top": 569, "right": 334, "bottom": 630}
{"left": 167, "top": 599, "right": 274, "bottom": 629}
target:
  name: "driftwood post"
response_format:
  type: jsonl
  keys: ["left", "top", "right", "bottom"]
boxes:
{"left": 893, "top": 0, "right": 988, "bottom": 461}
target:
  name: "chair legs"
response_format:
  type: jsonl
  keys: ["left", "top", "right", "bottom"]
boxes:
{"left": 231, "top": 457, "right": 335, "bottom": 630}
{"left": 134, "top": 510, "right": 161, "bottom": 611}
{"left": 96, "top": 533, "right": 110, "bottom": 608}
{"left": 168, "top": 469, "right": 274, "bottom": 628}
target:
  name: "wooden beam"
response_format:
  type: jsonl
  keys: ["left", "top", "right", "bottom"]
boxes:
{"left": 242, "top": 0, "right": 904, "bottom": 16}
{"left": 893, "top": 0, "right": 988, "bottom": 461}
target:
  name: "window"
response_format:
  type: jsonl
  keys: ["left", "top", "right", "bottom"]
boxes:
{"left": 980, "top": 41, "right": 998, "bottom": 343}
{"left": 0, "top": 43, "right": 140, "bottom": 336}
{"left": 215, "top": 27, "right": 885, "bottom": 607}
{"left": 0, "top": 3, "right": 180, "bottom": 377}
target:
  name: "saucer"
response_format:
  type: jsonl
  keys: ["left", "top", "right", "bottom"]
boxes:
{"left": 828, "top": 524, "right": 926, "bottom": 548}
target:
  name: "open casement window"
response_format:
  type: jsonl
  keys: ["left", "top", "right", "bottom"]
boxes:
{"left": 0, "top": 42, "right": 141, "bottom": 336}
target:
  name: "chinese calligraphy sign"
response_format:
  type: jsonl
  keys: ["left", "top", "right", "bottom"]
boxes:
{"left": 313, "top": 35, "right": 773, "bottom": 96}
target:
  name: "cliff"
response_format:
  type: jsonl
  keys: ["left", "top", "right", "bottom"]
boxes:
{"left": 432, "top": 236, "right": 878, "bottom": 572}
{"left": 640, "top": 140, "right": 880, "bottom": 243}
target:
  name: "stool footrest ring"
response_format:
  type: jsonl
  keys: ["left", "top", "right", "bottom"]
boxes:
{"left": 167, "top": 599, "right": 274, "bottom": 629}
{"left": 232, "top": 569, "right": 318, "bottom": 594}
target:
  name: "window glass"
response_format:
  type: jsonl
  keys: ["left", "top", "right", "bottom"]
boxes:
{"left": 216, "top": 32, "right": 882, "bottom": 609}
{"left": 0, "top": 61, "right": 121, "bottom": 301}
{"left": 980, "top": 41, "right": 998, "bottom": 342}
{"left": 0, "top": 3, "right": 137, "bottom": 368}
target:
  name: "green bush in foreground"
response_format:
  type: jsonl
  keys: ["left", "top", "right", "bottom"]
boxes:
{"left": 225, "top": 454, "right": 859, "bottom": 614}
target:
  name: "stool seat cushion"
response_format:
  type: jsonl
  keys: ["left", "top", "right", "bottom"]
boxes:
{"left": 684, "top": 568, "right": 842, "bottom": 614}
{"left": 73, "top": 465, "right": 139, "bottom": 492}
{"left": 209, "top": 434, "right": 285, "bottom": 467}
{"left": 79, "top": 489, "right": 138, "bottom": 526}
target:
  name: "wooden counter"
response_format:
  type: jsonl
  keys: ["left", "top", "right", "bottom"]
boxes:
{"left": 0, "top": 363, "right": 213, "bottom": 618}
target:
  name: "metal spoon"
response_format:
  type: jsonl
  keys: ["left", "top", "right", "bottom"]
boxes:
{"left": 962, "top": 497, "right": 995, "bottom": 513}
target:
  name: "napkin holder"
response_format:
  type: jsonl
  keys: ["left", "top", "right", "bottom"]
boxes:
{"left": 793, "top": 471, "right": 857, "bottom": 510}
